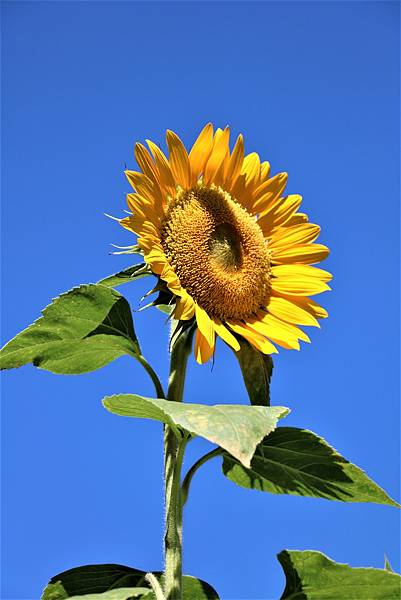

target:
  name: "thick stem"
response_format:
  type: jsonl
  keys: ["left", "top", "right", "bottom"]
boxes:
{"left": 163, "top": 325, "right": 194, "bottom": 600}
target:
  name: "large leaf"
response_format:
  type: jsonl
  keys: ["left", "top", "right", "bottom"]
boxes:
{"left": 42, "top": 564, "right": 219, "bottom": 600}
{"left": 0, "top": 285, "right": 140, "bottom": 374}
{"left": 233, "top": 338, "right": 273, "bottom": 406}
{"left": 103, "top": 394, "right": 288, "bottom": 468}
{"left": 69, "top": 590, "right": 151, "bottom": 600}
{"left": 222, "top": 427, "right": 399, "bottom": 506}
{"left": 278, "top": 549, "right": 401, "bottom": 599}
{"left": 97, "top": 263, "right": 151, "bottom": 288}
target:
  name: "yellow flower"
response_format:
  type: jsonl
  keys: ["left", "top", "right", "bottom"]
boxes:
{"left": 120, "top": 124, "right": 331, "bottom": 364}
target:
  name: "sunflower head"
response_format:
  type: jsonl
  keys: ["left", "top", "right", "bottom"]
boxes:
{"left": 120, "top": 124, "right": 331, "bottom": 364}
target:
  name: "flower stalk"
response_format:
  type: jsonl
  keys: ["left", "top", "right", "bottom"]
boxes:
{"left": 163, "top": 324, "right": 195, "bottom": 600}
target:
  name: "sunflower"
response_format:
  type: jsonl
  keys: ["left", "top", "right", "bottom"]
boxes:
{"left": 119, "top": 124, "right": 331, "bottom": 364}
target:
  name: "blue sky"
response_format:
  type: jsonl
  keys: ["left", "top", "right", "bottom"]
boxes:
{"left": 1, "top": 2, "right": 399, "bottom": 599}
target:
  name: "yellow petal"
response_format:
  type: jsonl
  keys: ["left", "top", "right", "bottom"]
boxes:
{"left": 213, "top": 319, "right": 240, "bottom": 351}
{"left": 269, "top": 223, "right": 321, "bottom": 248}
{"left": 275, "top": 295, "right": 329, "bottom": 319}
{"left": 272, "top": 243, "right": 330, "bottom": 264}
{"left": 195, "top": 304, "right": 215, "bottom": 347}
{"left": 145, "top": 248, "right": 168, "bottom": 275}
{"left": 203, "top": 127, "right": 230, "bottom": 185}
{"left": 251, "top": 172, "right": 288, "bottom": 214}
{"left": 174, "top": 294, "right": 195, "bottom": 320}
{"left": 285, "top": 212, "right": 308, "bottom": 227}
{"left": 260, "top": 161, "right": 271, "bottom": 181}
{"left": 161, "top": 265, "right": 181, "bottom": 294}
{"left": 134, "top": 143, "right": 159, "bottom": 186}
{"left": 188, "top": 123, "right": 214, "bottom": 185}
{"left": 166, "top": 130, "right": 191, "bottom": 189}
{"left": 246, "top": 315, "right": 301, "bottom": 350}
{"left": 119, "top": 216, "right": 136, "bottom": 232}
{"left": 125, "top": 170, "right": 160, "bottom": 205}
{"left": 194, "top": 327, "right": 215, "bottom": 364}
{"left": 241, "top": 152, "right": 261, "bottom": 188}
{"left": 126, "top": 193, "right": 160, "bottom": 223}
{"left": 224, "top": 134, "right": 244, "bottom": 190}
{"left": 227, "top": 321, "right": 278, "bottom": 354}
{"left": 257, "top": 195, "right": 302, "bottom": 235}
{"left": 271, "top": 276, "right": 330, "bottom": 296}
{"left": 267, "top": 296, "right": 320, "bottom": 327}
{"left": 271, "top": 264, "right": 333, "bottom": 282}
{"left": 146, "top": 139, "right": 176, "bottom": 197}
{"left": 260, "top": 312, "right": 311, "bottom": 343}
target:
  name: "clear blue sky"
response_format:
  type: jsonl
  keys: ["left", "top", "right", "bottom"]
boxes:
{"left": 1, "top": 2, "right": 399, "bottom": 599}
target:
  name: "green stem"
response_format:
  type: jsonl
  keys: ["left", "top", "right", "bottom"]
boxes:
{"left": 181, "top": 448, "right": 224, "bottom": 507}
{"left": 137, "top": 354, "right": 165, "bottom": 399}
{"left": 163, "top": 325, "right": 195, "bottom": 600}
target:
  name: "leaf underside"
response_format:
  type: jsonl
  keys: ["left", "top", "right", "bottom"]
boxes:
{"left": 222, "top": 427, "right": 399, "bottom": 506}
{"left": 278, "top": 549, "right": 401, "bottom": 599}
{"left": 0, "top": 284, "right": 140, "bottom": 374}
{"left": 103, "top": 394, "right": 289, "bottom": 468}
{"left": 41, "top": 563, "right": 219, "bottom": 600}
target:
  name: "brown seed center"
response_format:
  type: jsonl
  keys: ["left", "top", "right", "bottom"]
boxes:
{"left": 161, "top": 185, "right": 271, "bottom": 321}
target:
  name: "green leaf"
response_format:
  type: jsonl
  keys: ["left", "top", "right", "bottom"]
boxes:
{"left": 222, "top": 427, "right": 400, "bottom": 506}
{"left": 278, "top": 549, "right": 401, "bottom": 599}
{"left": 103, "top": 394, "right": 288, "bottom": 468}
{"left": 41, "top": 564, "right": 219, "bottom": 600}
{"left": 233, "top": 337, "right": 273, "bottom": 406}
{"left": 68, "top": 590, "right": 152, "bottom": 600}
{"left": 0, "top": 285, "right": 140, "bottom": 374}
{"left": 97, "top": 263, "right": 152, "bottom": 288}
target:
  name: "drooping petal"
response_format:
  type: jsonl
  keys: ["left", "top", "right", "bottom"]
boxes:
{"left": 195, "top": 304, "right": 215, "bottom": 347}
{"left": 266, "top": 295, "right": 320, "bottom": 327}
{"left": 227, "top": 320, "right": 278, "bottom": 354}
{"left": 274, "top": 294, "right": 329, "bottom": 319}
{"left": 194, "top": 326, "right": 215, "bottom": 364}
{"left": 248, "top": 321, "right": 300, "bottom": 350}
{"left": 174, "top": 293, "right": 195, "bottom": 320}
{"left": 144, "top": 248, "right": 168, "bottom": 275}
{"left": 213, "top": 319, "right": 241, "bottom": 351}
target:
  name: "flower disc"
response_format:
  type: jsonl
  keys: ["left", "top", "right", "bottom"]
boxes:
{"left": 161, "top": 185, "right": 271, "bottom": 321}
